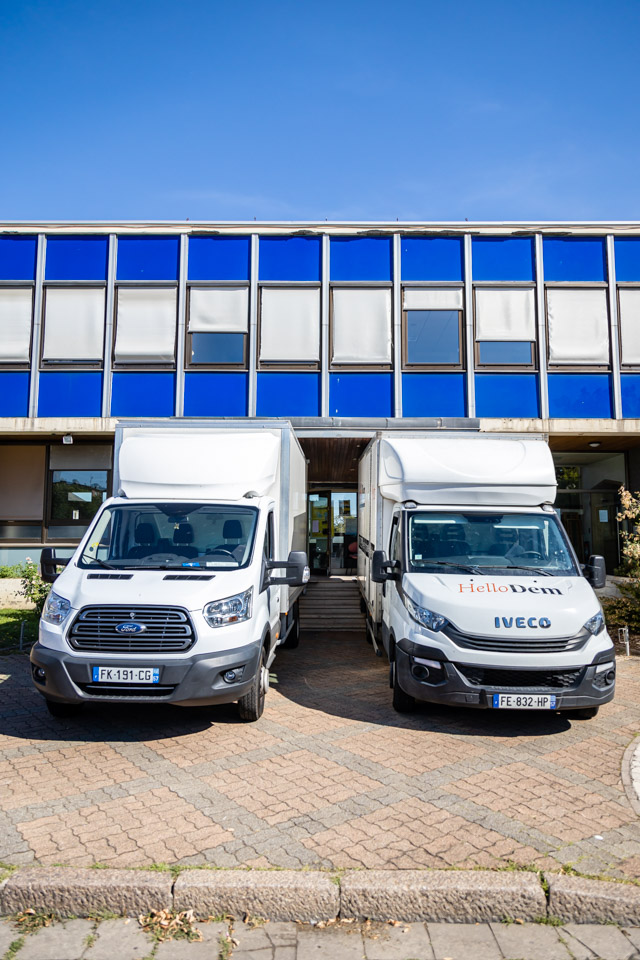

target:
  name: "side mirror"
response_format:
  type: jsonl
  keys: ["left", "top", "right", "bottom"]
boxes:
{"left": 372, "top": 550, "right": 400, "bottom": 583}
{"left": 265, "top": 551, "right": 310, "bottom": 586}
{"left": 585, "top": 554, "right": 606, "bottom": 589}
{"left": 40, "top": 548, "right": 70, "bottom": 583}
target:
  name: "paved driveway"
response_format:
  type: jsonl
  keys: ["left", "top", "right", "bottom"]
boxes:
{"left": 1, "top": 634, "right": 639, "bottom": 877}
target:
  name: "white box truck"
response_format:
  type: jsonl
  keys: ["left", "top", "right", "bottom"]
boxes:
{"left": 31, "top": 420, "right": 309, "bottom": 722}
{"left": 358, "top": 433, "right": 614, "bottom": 718}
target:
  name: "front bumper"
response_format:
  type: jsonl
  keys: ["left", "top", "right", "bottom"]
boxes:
{"left": 30, "top": 641, "right": 262, "bottom": 707}
{"left": 395, "top": 639, "right": 616, "bottom": 711}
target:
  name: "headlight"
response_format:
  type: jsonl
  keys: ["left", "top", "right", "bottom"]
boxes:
{"left": 402, "top": 593, "right": 448, "bottom": 632}
{"left": 41, "top": 591, "right": 71, "bottom": 625}
{"left": 203, "top": 588, "right": 253, "bottom": 628}
{"left": 584, "top": 611, "right": 605, "bottom": 635}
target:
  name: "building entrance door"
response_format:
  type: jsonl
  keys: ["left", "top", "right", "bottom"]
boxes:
{"left": 307, "top": 490, "right": 358, "bottom": 576}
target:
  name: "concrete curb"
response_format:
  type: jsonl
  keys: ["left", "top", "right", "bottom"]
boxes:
{"left": 174, "top": 870, "right": 339, "bottom": 922}
{"left": 0, "top": 867, "right": 172, "bottom": 917}
{"left": 2, "top": 867, "right": 640, "bottom": 923}
{"left": 622, "top": 736, "right": 640, "bottom": 818}
{"left": 547, "top": 873, "right": 640, "bottom": 924}
{"left": 341, "top": 869, "right": 546, "bottom": 922}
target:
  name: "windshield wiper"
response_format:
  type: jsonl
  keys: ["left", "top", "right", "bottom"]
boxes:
{"left": 82, "top": 556, "right": 117, "bottom": 570}
{"left": 502, "top": 564, "right": 554, "bottom": 577}
{"left": 419, "top": 560, "right": 482, "bottom": 574}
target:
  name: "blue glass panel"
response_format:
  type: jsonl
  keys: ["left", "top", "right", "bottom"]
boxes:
{"left": 184, "top": 372, "right": 247, "bottom": 416}
{"left": 38, "top": 372, "right": 102, "bottom": 417}
{"left": 116, "top": 236, "right": 180, "bottom": 281}
{"left": 257, "top": 373, "right": 320, "bottom": 416}
{"left": 475, "top": 374, "right": 539, "bottom": 418}
{"left": 402, "top": 373, "right": 466, "bottom": 417}
{"left": 111, "top": 373, "right": 175, "bottom": 416}
{"left": 45, "top": 236, "right": 108, "bottom": 281}
{"left": 401, "top": 236, "right": 463, "bottom": 282}
{"left": 190, "top": 333, "right": 245, "bottom": 364}
{"left": 0, "top": 372, "right": 29, "bottom": 416}
{"left": 330, "top": 238, "right": 392, "bottom": 281}
{"left": 188, "top": 236, "right": 250, "bottom": 281}
{"left": 259, "top": 236, "right": 321, "bottom": 281}
{"left": 329, "top": 373, "right": 393, "bottom": 416}
{"left": 472, "top": 237, "right": 535, "bottom": 281}
{"left": 548, "top": 374, "right": 612, "bottom": 418}
{"left": 0, "top": 236, "right": 37, "bottom": 280}
{"left": 478, "top": 342, "right": 533, "bottom": 364}
{"left": 615, "top": 239, "right": 640, "bottom": 282}
{"left": 543, "top": 238, "right": 606, "bottom": 282}
{"left": 621, "top": 375, "right": 640, "bottom": 417}
{"left": 407, "top": 310, "right": 460, "bottom": 363}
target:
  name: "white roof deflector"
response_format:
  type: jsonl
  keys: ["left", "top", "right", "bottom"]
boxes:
{"left": 378, "top": 437, "right": 557, "bottom": 507}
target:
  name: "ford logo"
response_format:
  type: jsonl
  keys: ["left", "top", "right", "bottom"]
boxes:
{"left": 115, "top": 622, "right": 147, "bottom": 635}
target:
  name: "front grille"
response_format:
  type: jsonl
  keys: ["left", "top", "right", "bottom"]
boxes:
{"left": 456, "top": 664, "right": 584, "bottom": 689}
{"left": 444, "top": 623, "right": 589, "bottom": 655}
{"left": 68, "top": 606, "right": 195, "bottom": 653}
{"left": 77, "top": 683, "right": 176, "bottom": 699}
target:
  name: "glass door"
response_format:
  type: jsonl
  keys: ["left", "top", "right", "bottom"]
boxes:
{"left": 330, "top": 492, "right": 358, "bottom": 574}
{"left": 308, "top": 492, "right": 330, "bottom": 575}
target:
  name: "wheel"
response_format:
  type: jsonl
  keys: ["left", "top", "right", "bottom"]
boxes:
{"left": 568, "top": 706, "right": 600, "bottom": 720}
{"left": 391, "top": 660, "right": 416, "bottom": 713}
{"left": 281, "top": 607, "right": 300, "bottom": 649}
{"left": 46, "top": 699, "right": 83, "bottom": 718}
{"left": 237, "top": 648, "right": 268, "bottom": 721}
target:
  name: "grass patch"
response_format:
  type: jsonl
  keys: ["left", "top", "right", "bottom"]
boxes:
{"left": 4, "top": 937, "right": 25, "bottom": 959}
{"left": 12, "top": 909, "right": 60, "bottom": 933}
{"left": 138, "top": 909, "right": 203, "bottom": 943}
{"left": 0, "top": 609, "right": 40, "bottom": 653}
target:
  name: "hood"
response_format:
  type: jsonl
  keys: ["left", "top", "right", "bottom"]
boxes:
{"left": 52, "top": 564, "right": 253, "bottom": 613}
{"left": 402, "top": 572, "right": 600, "bottom": 639}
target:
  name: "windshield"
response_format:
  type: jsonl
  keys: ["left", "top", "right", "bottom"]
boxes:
{"left": 79, "top": 503, "right": 259, "bottom": 570}
{"left": 407, "top": 512, "right": 579, "bottom": 577}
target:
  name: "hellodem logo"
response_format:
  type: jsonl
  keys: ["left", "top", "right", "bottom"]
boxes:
{"left": 458, "top": 582, "right": 563, "bottom": 596}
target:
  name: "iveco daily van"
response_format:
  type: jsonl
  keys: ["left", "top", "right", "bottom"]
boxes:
{"left": 359, "top": 434, "right": 613, "bottom": 718}
{"left": 31, "top": 421, "right": 309, "bottom": 722}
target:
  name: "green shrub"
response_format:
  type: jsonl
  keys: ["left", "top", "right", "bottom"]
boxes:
{"left": 617, "top": 487, "right": 640, "bottom": 577}
{"left": 0, "top": 564, "right": 22, "bottom": 579}
{"left": 602, "top": 579, "right": 640, "bottom": 634}
{"left": 19, "top": 559, "right": 49, "bottom": 616}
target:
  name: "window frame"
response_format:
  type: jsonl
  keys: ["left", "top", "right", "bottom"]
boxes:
{"left": 46, "top": 466, "right": 112, "bottom": 538}
{"left": 184, "top": 281, "right": 250, "bottom": 370}
{"left": 0, "top": 283, "right": 35, "bottom": 371}
{"left": 402, "top": 307, "right": 465, "bottom": 370}
{"left": 545, "top": 283, "right": 611, "bottom": 372}
{"left": 112, "top": 282, "right": 179, "bottom": 370}
{"left": 617, "top": 283, "right": 640, "bottom": 371}
{"left": 329, "top": 283, "right": 394, "bottom": 371}
{"left": 39, "top": 282, "right": 107, "bottom": 370}
{"left": 472, "top": 282, "right": 537, "bottom": 371}
{"left": 257, "top": 282, "right": 321, "bottom": 370}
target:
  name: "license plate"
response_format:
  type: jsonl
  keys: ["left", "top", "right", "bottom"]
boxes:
{"left": 492, "top": 693, "right": 556, "bottom": 710}
{"left": 92, "top": 667, "right": 160, "bottom": 684}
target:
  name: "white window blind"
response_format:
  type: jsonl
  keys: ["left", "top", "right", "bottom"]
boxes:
{"left": 0, "top": 288, "right": 32, "bottom": 362}
{"left": 115, "top": 288, "right": 177, "bottom": 362}
{"left": 43, "top": 288, "right": 106, "bottom": 360}
{"left": 403, "top": 288, "right": 463, "bottom": 311}
{"left": 619, "top": 289, "right": 640, "bottom": 365}
{"left": 189, "top": 287, "right": 249, "bottom": 333}
{"left": 260, "top": 288, "right": 320, "bottom": 361}
{"left": 475, "top": 288, "right": 536, "bottom": 341}
{"left": 547, "top": 288, "right": 609, "bottom": 364}
{"left": 332, "top": 288, "right": 392, "bottom": 364}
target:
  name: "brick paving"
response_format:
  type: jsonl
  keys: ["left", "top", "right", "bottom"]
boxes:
{"left": 1, "top": 632, "right": 640, "bottom": 876}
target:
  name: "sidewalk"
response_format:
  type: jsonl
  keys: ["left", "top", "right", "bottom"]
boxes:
{"left": 2, "top": 916, "right": 640, "bottom": 960}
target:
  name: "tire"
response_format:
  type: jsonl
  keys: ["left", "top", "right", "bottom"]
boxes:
{"left": 237, "top": 648, "right": 268, "bottom": 722}
{"left": 46, "top": 699, "right": 83, "bottom": 719}
{"left": 569, "top": 706, "right": 600, "bottom": 720}
{"left": 391, "top": 660, "right": 416, "bottom": 714}
{"left": 281, "top": 606, "right": 300, "bottom": 649}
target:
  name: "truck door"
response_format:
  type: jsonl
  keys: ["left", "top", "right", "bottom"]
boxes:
{"left": 382, "top": 513, "right": 401, "bottom": 652}
{"left": 264, "top": 512, "right": 281, "bottom": 641}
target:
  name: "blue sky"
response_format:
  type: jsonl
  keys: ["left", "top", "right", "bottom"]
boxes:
{"left": 1, "top": 0, "right": 639, "bottom": 221}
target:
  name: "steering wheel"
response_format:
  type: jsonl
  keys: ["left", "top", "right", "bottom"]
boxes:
{"left": 519, "top": 551, "right": 544, "bottom": 561}
{"left": 141, "top": 552, "right": 184, "bottom": 562}
{"left": 205, "top": 548, "right": 236, "bottom": 558}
